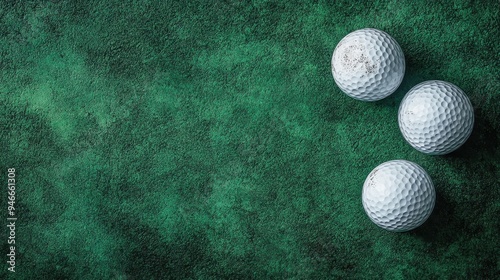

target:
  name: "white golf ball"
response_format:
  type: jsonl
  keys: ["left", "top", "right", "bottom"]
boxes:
{"left": 362, "top": 160, "right": 435, "bottom": 232}
{"left": 331, "top": 28, "right": 405, "bottom": 101}
{"left": 398, "top": 80, "right": 474, "bottom": 155}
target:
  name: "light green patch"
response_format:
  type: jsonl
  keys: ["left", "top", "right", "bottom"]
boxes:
{"left": 24, "top": 82, "right": 53, "bottom": 110}
{"left": 194, "top": 40, "right": 286, "bottom": 71}
{"left": 206, "top": 178, "right": 254, "bottom": 256}
{"left": 292, "top": 196, "right": 310, "bottom": 214}
{"left": 19, "top": 82, "right": 76, "bottom": 141}
{"left": 44, "top": 218, "right": 123, "bottom": 275}
{"left": 278, "top": 107, "right": 314, "bottom": 140}
{"left": 156, "top": 193, "right": 182, "bottom": 243}
{"left": 196, "top": 98, "right": 234, "bottom": 122}
{"left": 16, "top": 48, "right": 122, "bottom": 140}
{"left": 209, "top": 122, "right": 232, "bottom": 145}
{"left": 300, "top": 3, "right": 329, "bottom": 35}
{"left": 147, "top": 74, "right": 183, "bottom": 111}
{"left": 152, "top": 150, "right": 177, "bottom": 175}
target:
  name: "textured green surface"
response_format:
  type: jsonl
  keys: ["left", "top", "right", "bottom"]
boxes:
{"left": 1, "top": 0, "right": 499, "bottom": 279}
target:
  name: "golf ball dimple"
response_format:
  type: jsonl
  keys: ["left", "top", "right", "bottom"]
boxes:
{"left": 398, "top": 80, "right": 474, "bottom": 155}
{"left": 362, "top": 160, "right": 435, "bottom": 232}
{"left": 331, "top": 28, "right": 405, "bottom": 101}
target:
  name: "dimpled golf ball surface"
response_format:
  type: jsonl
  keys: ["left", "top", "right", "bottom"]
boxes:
{"left": 331, "top": 28, "right": 405, "bottom": 101}
{"left": 362, "top": 160, "right": 435, "bottom": 232}
{"left": 399, "top": 80, "right": 474, "bottom": 155}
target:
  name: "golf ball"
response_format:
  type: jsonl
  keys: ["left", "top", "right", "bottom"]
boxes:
{"left": 362, "top": 160, "right": 435, "bottom": 232}
{"left": 398, "top": 80, "right": 474, "bottom": 155}
{"left": 331, "top": 28, "right": 405, "bottom": 101}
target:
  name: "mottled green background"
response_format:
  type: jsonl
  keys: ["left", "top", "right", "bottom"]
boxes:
{"left": 1, "top": 0, "right": 499, "bottom": 279}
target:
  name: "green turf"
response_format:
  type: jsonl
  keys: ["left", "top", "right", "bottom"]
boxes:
{"left": 1, "top": 0, "right": 499, "bottom": 279}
